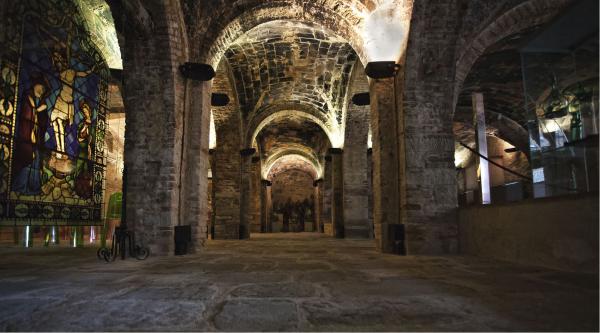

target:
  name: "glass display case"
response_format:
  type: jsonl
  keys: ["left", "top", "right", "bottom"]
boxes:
{"left": 522, "top": 33, "right": 599, "bottom": 198}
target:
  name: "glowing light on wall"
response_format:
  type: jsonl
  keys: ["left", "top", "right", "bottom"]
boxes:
{"left": 360, "top": 0, "right": 413, "bottom": 63}
{"left": 454, "top": 143, "right": 472, "bottom": 168}
{"left": 24, "top": 226, "right": 30, "bottom": 248}
{"left": 89, "top": 226, "right": 96, "bottom": 244}
{"left": 209, "top": 111, "right": 217, "bottom": 149}
{"left": 51, "top": 226, "right": 57, "bottom": 244}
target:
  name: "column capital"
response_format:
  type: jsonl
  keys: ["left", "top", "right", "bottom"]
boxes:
{"left": 367, "top": 147, "right": 372, "bottom": 155}
{"left": 209, "top": 148, "right": 215, "bottom": 155}
{"left": 251, "top": 156, "right": 261, "bottom": 163}
{"left": 240, "top": 148, "right": 256, "bottom": 156}
{"left": 313, "top": 178, "right": 323, "bottom": 187}
{"left": 261, "top": 179, "right": 272, "bottom": 186}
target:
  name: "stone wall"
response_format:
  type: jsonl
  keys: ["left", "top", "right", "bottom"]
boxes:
{"left": 459, "top": 193, "right": 599, "bottom": 272}
{"left": 271, "top": 170, "right": 315, "bottom": 212}
{"left": 271, "top": 170, "right": 315, "bottom": 232}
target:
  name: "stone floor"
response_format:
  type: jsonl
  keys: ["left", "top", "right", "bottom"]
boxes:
{"left": 0, "top": 233, "right": 597, "bottom": 332}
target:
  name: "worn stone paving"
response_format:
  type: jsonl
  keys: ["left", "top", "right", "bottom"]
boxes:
{"left": 0, "top": 233, "right": 597, "bottom": 332}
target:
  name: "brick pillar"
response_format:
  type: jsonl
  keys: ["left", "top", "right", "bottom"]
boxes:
{"left": 329, "top": 148, "right": 344, "bottom": 238}
{"left": 313, "top": 179, "right": 323, "bottom": 233}
{"left": 179, "top": 79, "right": 211, "bottom": 253}
{"left": 370, "top": 77, "right": 401, "bottom": 253}
{"left": 321, "top": 157, "right": 332, "bottom": 235}
{"left": 213, "top": 145, "right": 241, "bottom": 239}
{"left": 239, "top": 148, "right": 256, "bottom": 239}
{"left": 249, "top": 156, "right": 262, "bottom": 233}
{"left": 343, "top": 127, "right": 370, "bottom": 238}
{"left": 208, "top": 149, "right": 216, "bottom": 239}
{"left": 260, "top": 179, "right": 272, "bottom": 232}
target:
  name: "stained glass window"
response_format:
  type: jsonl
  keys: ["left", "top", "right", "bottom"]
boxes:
{"left": 0, "top": 0, "right": 109, "bottom": 226}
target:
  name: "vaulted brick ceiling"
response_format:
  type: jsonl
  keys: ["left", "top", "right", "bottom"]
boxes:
{"left": 219, "top": 20, "right": 358, "bottom": 177}
{"left": 267, "top": 155, "right": 318, "bottom": 180}
{"left": 453, "top": 29, "right": 538, "bottom": 154}
{"left": 256, "top": 115, "right": 329, "bottom": 173}
{"left": 454, "top": 29, "right": 537, "bottom": 128}
{"left": 225, "top": 20, "right": 357, "bottom": 127}
{"left": 454, "top": 26, "right": 598, "bottom": 155}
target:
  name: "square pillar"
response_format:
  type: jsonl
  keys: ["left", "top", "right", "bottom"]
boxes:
{"left": 260, "top": 179, "right": 272, "bottom": 233}
{"left": 313, "top": 179, "right": 323, "bottom": 233}
{"left": 472, "top": 92, "right": 491, "bottom": 204}
{"left": 329, "top": 148, "right": 344, "bottom": 238}
{"left": 321, "top": 157, "right": 332, "bottom": 235}
{"left": 239, "top": 148, "right": 256, "bottom": 239}
{"left": 370, "top": 77, "right": 401, "bottom": 253}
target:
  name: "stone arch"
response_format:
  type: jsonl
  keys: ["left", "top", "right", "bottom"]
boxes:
{"left": 453, "top": 0, "right": 572, "bottom": 113}
{"left": 264, "top": 153, "right": 321, "bottom": 181}
{"left": 247, "top": 108, "right": 338, "bottom": 149}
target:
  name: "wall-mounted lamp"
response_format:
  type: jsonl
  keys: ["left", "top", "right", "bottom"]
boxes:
{"left": 179, "top": 62, "right": 215, "bottom": 81}
{"left": 352, "top": 92, "right": 370, "bottom": 106}
{"left": 211, "top": 93, "right": 230, "bottom": 106}
{"left": 365, "top": 61, "right": 400, "bottom": 79}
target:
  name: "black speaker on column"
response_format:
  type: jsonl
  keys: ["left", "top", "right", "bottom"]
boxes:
{"left": 174, "top": 225, "right": 191, "bottom": 255}
{"left": 389, "top": 224, "right": 406, "bottom": 255}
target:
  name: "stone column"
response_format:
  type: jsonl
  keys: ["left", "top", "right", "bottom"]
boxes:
{"left": 400, "top": 0, "right": 460, "bottom": 254}
{"left": 313, "top": 179, "right": 323, "bottom": 233}
{"left": 249, "top": 156, "right": 262, "bottom": 234}
{"left": 329, "top": 148, "right": 344, "bottom": 238}
{"left": 260, "top": 179, "right": 272, "bottom": 232}
{"left": 239, "top": 148, "right": 256, "bottom": 239}
{"left": 472, "top": 92, "right": 491, "bottom": 204}
{"left": 208, "top": 149, "right": 216, "bottom": 239}
{"left": 179, "top": 79, "right": 212, "bottom": 253}
{"left": 321, "top": 157, "right": 333, "bottom": 235}
{"left": 370, "top": 77, "right": 401, "bottom": 253}
{"left": 343, "top": 123, "right": 370, "bottom": 238}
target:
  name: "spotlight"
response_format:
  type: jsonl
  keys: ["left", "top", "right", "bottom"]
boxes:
{"left": 352, "top": 92, "right": 370, "bottom": 106}
{"left": 211, "top": 93, "right": 230, "bottom": 106}
{"left": 365, "top": 61, "right": 399, "bottom": 79}
{"left": 179, "top": 62, "right": 215, "bottom": 81}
